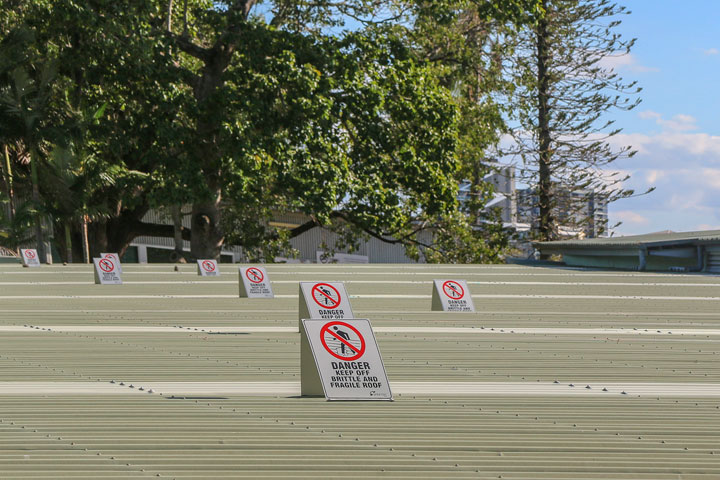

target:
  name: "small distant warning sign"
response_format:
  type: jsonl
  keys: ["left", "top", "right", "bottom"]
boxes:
{"left": 301, "top": 319, "right": 392, "bottom": 401}
{"left": 20, "top": 249, "right": 40, "bottom": 267}
{"left": 197, "top": 259, "right": 220, "bottom": 277}
{"left": 239, "top": 266, "right": 273, "bottom": 298}
{"left": 93, "top": 257, "right": 122, "bottom": 285}
{"left": 299, "top": 282, "right": 353, "bottom": 322}
{"left": 100, "top": 253, "right": 122, "bottom": 273}
{"left": 432, "top": 279, "right": 475, "bottom": 312}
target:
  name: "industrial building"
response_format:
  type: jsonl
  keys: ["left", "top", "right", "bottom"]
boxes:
{"left": 535, "top": 229, "right": 720, "bottom": 272}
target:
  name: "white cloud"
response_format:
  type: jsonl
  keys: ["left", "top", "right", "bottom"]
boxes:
{"left": 598, "top": 53, "right": 659, "bottom": 73}
{"left": 611, "top": 131, "right": 720, "bottom": 158}
{"left": 638, "top": 110, "right": 661, "bottom": 120}
{"left": 668, "top": 190, "right": 711, "bottom": 212}
{"left": 700, "top": 168, "right": 720, "bottom": 188}
{"left": 614, "top": 210, "right": 649, "bottom": 225}
{"left": 645, "top": 170, "right": 665, "bottom": 184}
{"left": 609, "top": 128, "right": 720, "bottom": 235}
{"left": 637, "top": 111, "right": 698, "bottom": 132}
{"left": 704, "top": 48, "right": 719, "bottom": 56}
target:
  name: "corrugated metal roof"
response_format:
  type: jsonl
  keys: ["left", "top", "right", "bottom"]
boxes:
{"left": 1, "top": 263, "right": 719, "bottom": 478}
{"left": 536, "top": 229, "right": 720, "bottom": 248}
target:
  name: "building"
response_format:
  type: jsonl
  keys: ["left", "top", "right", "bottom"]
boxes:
{"left": 516, "top": 185, "right": 609, "bottom": 239}
{"left": 535, "top": 229, "right": 720, "bottom": 272}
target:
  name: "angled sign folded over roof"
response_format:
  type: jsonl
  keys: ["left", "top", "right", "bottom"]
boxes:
{"left": 301, "top": 318, "right": 392, "bottom": 401}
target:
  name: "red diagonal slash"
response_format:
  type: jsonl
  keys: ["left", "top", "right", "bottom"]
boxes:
{"left": 446, "top": 283, "right": 461, "bottom": 297}
{"left": 326, "top": 328, "right": 360, "bottom": 354}
{"left": 313, "top": 284, "right": 340, "bottom": 307}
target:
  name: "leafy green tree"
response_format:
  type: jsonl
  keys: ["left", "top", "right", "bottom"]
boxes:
{"left": 2, "top": 0, "right": 540, "bottom": 262}
{"left": 0, "top": 32, "right": 64, "bottom": 261}
{"left": 406, "top": 1, "right": 538, "bottom": 261}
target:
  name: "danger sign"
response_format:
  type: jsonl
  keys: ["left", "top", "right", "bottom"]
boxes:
{"left": 245, "top": 267, "right": 264, "bottom": 283}
{"left": 197, "top": 259, "right": 220, "bottom": 277}
{"left": 312, "top": 283, "right": 341, "bottom": 309}
{"left": 93, "top": 257, "right": 122, "bottom": 285}
{"left": 320, "top": 321, "right": 366, "bottom": 361}
{"left": 100, "top": 253, "right": 122, "bottom": 273}
{"left": 299, "top": 282, "right": 354, "bottom": 325}
{"left": 301, "top": 318, "right": 392, "bottom": 401}
{"left": 20, "top": 249, "right": 40, "bottom": 267}
{"left": 238, "top": 266, "right": 274, "bottom": 298}
{"left": 432, "top": 279, "right": 475, "bottom": 312}
{"left": 99, "top": 258, "right": 114, "bottom": 272}
{"left": 442, "top": 280, "right": 464, "bottom": 299}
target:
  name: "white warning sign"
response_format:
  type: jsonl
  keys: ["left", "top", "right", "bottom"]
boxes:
{"left": 100, "top": 253, "right": 122, "bottom": 273}
{"left": 20, "top": 249, "right": 41, "bottom": 267}
{"left": 239, "top": 266, "right": 273, "bottom": 298}
{"left": 299, "top": 282, "right": 354, "bottom": 321}
{"left": 431, "top": 279, "right": 475, "bottom": 312}
{"left": 93, "top": 257, "right": 122, "bottom": 285}
{"left": 197, "top": 259, "right": 220, "bottom": 276}
{"left": 301, "top": 319, "right": 392, "bottom": 401}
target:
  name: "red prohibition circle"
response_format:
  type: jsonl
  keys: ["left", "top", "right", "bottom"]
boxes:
{"left": 25, "top": 250, "right": 36, "bottom": 259}
{"left": 320, "top": 321, "right": 366, "bottom": 361}
{"left": 442, "top": 280, "right": 464, "bottom": 299}
{"left": 311, "top": 283, "right": 341, "bottom": 309}
{"left": 202, "top": 260, "right": 216, "bottom": 272}
{"left": 99, "top": 258, "right": 114, "bottom": 273}
{"left": 245, "top": 268, "right": 264, "bottom": 283}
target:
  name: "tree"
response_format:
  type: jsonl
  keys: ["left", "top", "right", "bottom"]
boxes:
{"left": 0, "top": 27, "right": 65, "bottom": 262}
{"left": 2, "top": 0, "right": 540, "bottom": 262}
{"left": 406, "top": 1, "right": 538, "bottom": 261}
{"left": 509, "top": 0, "right": 650, "bottom": 241}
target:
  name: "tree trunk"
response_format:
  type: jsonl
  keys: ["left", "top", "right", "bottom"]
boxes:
{"left": 535, "top": 1, "right": 555, "bottom": 243}
{"left": 64, "top": 223, "right": 73, "bottom": 263}
{"left": 82, "top": 213, "right": 90, "bottom": 263}
{"left": 2, "top": 145, "right": 15, "bottom": 222}
{"left": 171, "top": 204, "right": 185, "bottom": 259}
{"left": 29, "top": 147, "right": 46, "bottom": 262}
{"left": 190, "top": 188, "right": 223, "bottom": 259}
{"left": 166, "top": 0, "right": 174, "bottom": 31}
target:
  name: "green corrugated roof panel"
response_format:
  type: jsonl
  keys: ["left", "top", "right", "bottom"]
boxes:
{"left": 0, "top": 263, "right": 719, "bottom": 478}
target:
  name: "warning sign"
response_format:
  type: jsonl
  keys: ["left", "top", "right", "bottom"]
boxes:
{"left": 442, "top": 280, "right": 464, "bottom": 299}
{"left": 431, "top": 279, "right": 475, "bottom": 312}
{"left": 197, "top": 259, "right": 220, "bottom": 277}
{"left": 299, "top": 282, "right": 354, "bottom": 323}
{"left": 93, "top": 257, "right": 122, "bottom": 285}
{"left": 100, "top": 253, "right": 122, "bottom": 273}
{"left": 320, "top": 321, "right": 366, "bottom": 361}
{"left": 312, "top": 283, "right": 341, "bottom": 309}
{"left": 301, "top": 319, "right": 392, "bottom": 401}
{"left": 238, "top": 266, "right": 274, "bottom": 298}
{"left": 20, "top": 249, "right": 40, "bottom": 267}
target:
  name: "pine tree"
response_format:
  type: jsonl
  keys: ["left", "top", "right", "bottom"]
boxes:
{"left": 510, "top": 0, "right": 651, "bottom": 241}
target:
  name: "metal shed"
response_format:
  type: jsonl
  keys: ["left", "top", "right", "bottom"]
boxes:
{"left": 535, "top": 229, "right": 720, "bottom": 272}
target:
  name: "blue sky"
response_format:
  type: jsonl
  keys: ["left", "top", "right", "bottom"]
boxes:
{"left": 607, "top": 1, "right": 720, "bottom": 235}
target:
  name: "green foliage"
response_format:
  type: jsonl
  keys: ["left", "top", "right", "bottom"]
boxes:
{"left": 0, "top": 200, "right": 35, "bottom": 249}
{"left": 0, "top": 0, "right": 540, "bottom": 262}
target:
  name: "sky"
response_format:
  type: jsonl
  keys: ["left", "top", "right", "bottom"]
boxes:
{"left": 604, "top": 0, "right": 720, "bottom": 235}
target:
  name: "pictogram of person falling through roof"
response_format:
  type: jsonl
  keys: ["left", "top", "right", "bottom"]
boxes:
{"left": 333, "top": 326, "right": 350, "bottom": 354}
{"left": 319, "top": 285, "right": 335, "bottom": 306}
